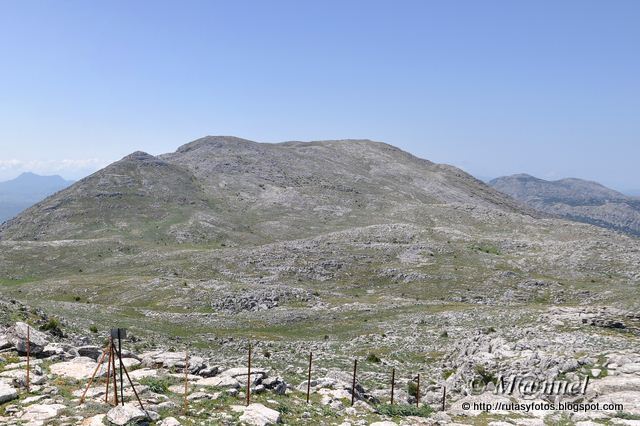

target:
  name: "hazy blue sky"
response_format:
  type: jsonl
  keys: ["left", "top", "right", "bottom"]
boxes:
{"left": 1, "top": 1, "right": 638, "bottom": 191}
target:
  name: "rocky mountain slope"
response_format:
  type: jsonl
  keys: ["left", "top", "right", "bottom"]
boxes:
{"left": 0, "top": 173, "right": 73, "bottom": 223}
{"left": 490, "top": 173, "right": 640, "bottom": 236}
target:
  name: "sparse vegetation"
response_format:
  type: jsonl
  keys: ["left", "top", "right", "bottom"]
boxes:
{"left": 473, "top": 244, "right": 501, "bottom": 255}
{"left": 475, "top": 364, "right": 497, "bottom": 385}
{"left": 366, "top": 353, "right": 381, "bottom": 363}
{"left": 376, "top": 403, "right": 433, "bottom": 417}
{"left": 140, "top": 377, "right": 171, "bottom": 394}
{"left": 41, "top": 317, "right": 62, "bottom": 335}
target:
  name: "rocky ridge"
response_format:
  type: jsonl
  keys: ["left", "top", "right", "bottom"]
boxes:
{"left": 490, "top": 173, "right": 640, "bottom": 236}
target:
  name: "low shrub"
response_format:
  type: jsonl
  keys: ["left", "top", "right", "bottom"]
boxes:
{"left": 376, "top": 403, "right": 433, "bottom": 417}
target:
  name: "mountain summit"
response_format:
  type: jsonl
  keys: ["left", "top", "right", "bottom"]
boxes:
{"left": 0, "top": 137, "right": 526, "bottom": 243}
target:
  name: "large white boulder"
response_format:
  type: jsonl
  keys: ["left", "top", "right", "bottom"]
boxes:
{"left": 232, "top": 403, "right": 280, "bottom": 426}
{"left": 20, "top": 404, "right": 66, "bottom": 421}
{"left": 50, "top": 356, "right": 102, "bottom": 380}
{"left": 196, "top": 375, "right": 240, "bottom": 388}
{"left": 128, "top": 368, "right": 158, "bottom": 380}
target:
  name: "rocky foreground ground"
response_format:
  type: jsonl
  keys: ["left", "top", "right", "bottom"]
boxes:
{"left": 0, "top": 299, "right": 639, "bottom": 426}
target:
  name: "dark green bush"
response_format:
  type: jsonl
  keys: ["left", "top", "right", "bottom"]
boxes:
{"left": 407, "top": 381, "right": 418, "bottom": 397}
{"left": 41, "top": 318, "right": 63, "bottom": 336}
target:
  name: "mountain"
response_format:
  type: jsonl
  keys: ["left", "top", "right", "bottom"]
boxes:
{"left": 0, "top": 136, "right": 527, "bottom": 243}
{"left": 489, "top": 173, "right": 640, "bottom": 236}
{"left": 0, "top": 136, "right": 638, "bottom": 413}
{"left": 0, "top": 172, "right": 74, "bottom": 223}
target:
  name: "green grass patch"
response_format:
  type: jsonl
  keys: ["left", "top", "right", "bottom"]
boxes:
{"left": 376, "top": 403, "right": 433, "bottom": 417}
{"left": 139, "top": 377, "right": 172, "bottom": 394}
{"left": 615, "top": 411, "right": 640, "bottom": 420}
{"left": 0, "top": 277, "right": 36, "bottom": 287}
{"left": 472, "top": 244, "right": 501, "bottom": 255}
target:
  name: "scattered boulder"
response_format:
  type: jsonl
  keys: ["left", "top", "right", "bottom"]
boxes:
{"left": 140, "top": 351, "right": 205, "bottom": 372}
{"left": 196, "top": 375, "right": 240, "bottom": 388}
{"left": 592, "top": 376, "right": 640, "bottom": 394}
{"left": 78, "top": 345, "right": 103, "bottom": 360}
{"left": 81, "top": 414, "right": 106, "bottom": 426}
{"left": 128, "top": 368, "right": 159, "bottom": 380}
{"left": 50, "top": 357, "right": 102, "bottom": 380}
{"left": 0, "top": 382, "right": 17, "bottom": 403}
{"left": 115, "top": 357, "right": 141, "bottom": 369}
{"left": 232, "top": 403, "right": 280, "bottom": 426}
{"left": 198, "top": 365, "right": 219, "bottom": 377}
{"left": 158, "top": 417, "right": 181, "bottom": 426}
{"left": 106, "top": 403, "right": 148, "bottom": 425}
{"left": 262, "top": 377, "right": 287, "bottom": 395}
{"left": 20, "top": 403, "right": 66, "bottom": 421}
{"left": 0, "top": 336, "right": 12, "bottom": 350}
{"left": 0, "top": 369, "right": 46, "bottom": 386}
{"left": 7, "top": 322, "right": 49, "bottom": 354}
{"left": 220, "top": 367, "right": 268, "bottom": 384}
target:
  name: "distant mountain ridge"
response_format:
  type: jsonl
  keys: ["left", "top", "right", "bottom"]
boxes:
{"left": 0, "top": 136, "right": 528, "bottom": 242}
{"left": 489, "top": 173, "right": 640, "bottom": 236}
{"left": 0, "top": 172, "right": 74, "bottom": 223}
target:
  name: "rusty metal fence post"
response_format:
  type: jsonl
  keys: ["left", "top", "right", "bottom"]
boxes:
{"left": 306, "top": 352, "right": 313, "bottom": 403}
{"left": 390, "top": 368, "right": 395, "bottom": 404}
{"left": 246, "top": 343, "right": 252, "bottom": 406}
{"left": 184, "top": 350, "right": 189, "bottom": 412}
{"left": 442, "top": 385, "right": 446, "bottom": 411}
{"left": 351, "top": 359, "right": 358, "bottom": 406}
{"left": 26, "top": 325, "right": 30, "bottom": 393}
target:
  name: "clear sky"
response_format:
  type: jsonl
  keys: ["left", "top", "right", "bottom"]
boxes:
{"left": 0, "top": 1, "right": 638, "bottom": 191}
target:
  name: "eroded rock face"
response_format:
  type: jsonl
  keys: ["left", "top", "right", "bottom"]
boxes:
{"left": 106, "top": 404, "right": 148, "bottom": 426}
{"left": 7, "top": 322, "right": 48, "bottom": 354}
